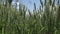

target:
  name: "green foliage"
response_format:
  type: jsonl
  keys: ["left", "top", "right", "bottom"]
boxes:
{"left": 0, "top": 0, "right": 60, "bottom": 34}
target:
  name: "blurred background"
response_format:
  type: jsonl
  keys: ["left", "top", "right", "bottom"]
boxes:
{"left": 0, "top": 0, "right": 60, "bottom": 34}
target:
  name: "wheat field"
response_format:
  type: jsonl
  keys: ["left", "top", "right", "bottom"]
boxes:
{"left": 0, "top": 0, "right": 60, "bottom": 34}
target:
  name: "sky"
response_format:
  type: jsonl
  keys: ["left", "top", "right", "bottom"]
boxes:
{"left": 12, "top": 0, "right": 41, "bottom": 12}
{"left": 19, "top": 0, "right": 40, "bottom": 11}
{"left": 11, "top": 0, "right": 42, "bottom": 14}
{"left": 3, "top": 0, "right": 42, "bottom": 14}
{"left": 3, "top": 0, "right": 60, "bottom": 12}
{"left": 2, "top": 0, "right": 60, "bottom": 15}
{"left": 19, "top": 0, "right": 45, "bottom": 11}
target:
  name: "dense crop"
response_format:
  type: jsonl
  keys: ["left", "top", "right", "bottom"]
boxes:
{"left": 0, "top": 0, "right": 60, "bottom": 34}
